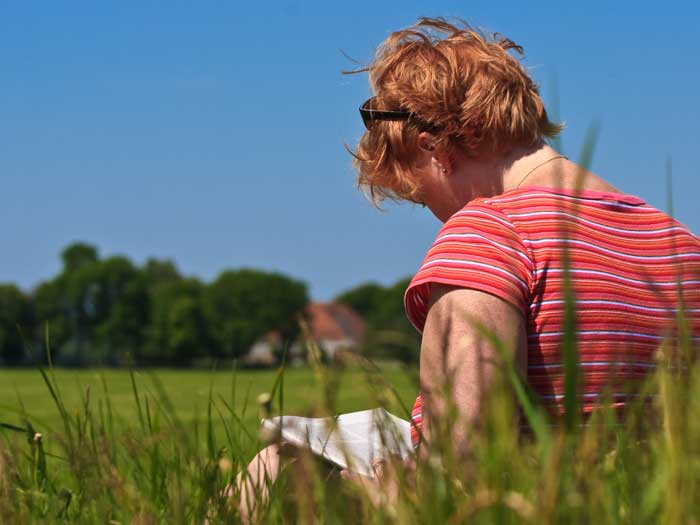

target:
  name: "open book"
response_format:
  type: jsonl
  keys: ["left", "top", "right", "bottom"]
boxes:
{"left": 261, "top": 408, "right": 413, "bottom": 478}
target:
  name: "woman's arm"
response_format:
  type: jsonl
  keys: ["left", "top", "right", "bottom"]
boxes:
{"left": 420, "top": 284, "right": 527, "bottom": 457}
{"left": 341, "top": 284, "right": 526, "bottom": 503}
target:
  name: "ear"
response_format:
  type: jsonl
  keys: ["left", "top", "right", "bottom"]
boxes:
{"left": 419, "top": 132, "right": 453, "bottom": 176}
{"left": 417, "top": 132, "right": 437, "bottom": 154}
{"left": 418, "top": 132, "right": 452, "bottom": 176}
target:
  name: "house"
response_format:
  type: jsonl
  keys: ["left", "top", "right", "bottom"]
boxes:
{"left": 243, "top": 302, "right": 366, "bottom": 366}
{"left": 245, "top": 331, "right": 282, "bottom": 366}
{"left": 305, "top": 302, "right": 366, "bottom": 359}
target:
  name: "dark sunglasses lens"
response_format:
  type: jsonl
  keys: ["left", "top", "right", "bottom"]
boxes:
{"left": 360, "top": 110, "right": 371, "bottom": 129}
{"left": 360, "top": 99, "right": 374, "bottom": 129}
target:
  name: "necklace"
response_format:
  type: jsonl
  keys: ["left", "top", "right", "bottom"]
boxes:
{"left": 514, "top": 155, "right": 568, "bottom": 189}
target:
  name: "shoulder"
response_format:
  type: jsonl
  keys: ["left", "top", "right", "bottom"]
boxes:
{"left": 404, "top": 200, "right": 535, "bottom": 332}
{"left": 435, "top": 199, "right": 527, "bottom": 254}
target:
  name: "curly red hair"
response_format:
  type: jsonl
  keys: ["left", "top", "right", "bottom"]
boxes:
{"left": 349, "top": 18, "right": 563, "bottom": 203}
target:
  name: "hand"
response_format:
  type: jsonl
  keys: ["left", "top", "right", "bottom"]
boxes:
{"left": 340, "top": 456, "right": 415, "bottom": 508}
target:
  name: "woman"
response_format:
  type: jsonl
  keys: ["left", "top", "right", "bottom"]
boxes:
{"left": 236, "top": 17, "right": 700, "bottom": 516}
{"left": 351, "top": 17, "right": 700, "bottom": 456}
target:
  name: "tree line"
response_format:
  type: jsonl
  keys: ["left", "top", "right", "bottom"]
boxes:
{"left": 0, "top": 242, "right": 418, "bottom": 366}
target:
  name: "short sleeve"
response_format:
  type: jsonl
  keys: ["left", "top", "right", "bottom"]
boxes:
{"left": 404, "top": 202, "right": 534, "bottom": 332}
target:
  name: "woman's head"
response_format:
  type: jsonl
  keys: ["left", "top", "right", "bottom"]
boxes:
{"left": 350, "top": 18, "right": 562, "bottom": 204}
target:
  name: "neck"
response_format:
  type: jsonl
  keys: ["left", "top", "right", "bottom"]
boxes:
{"left": 451, "top": 143, "right": 562, "bottom": 200}
{"left": 500, "top": 143, "right": 566, "bottom": 191}
{"left": 428, "top": 142, "right": 571, "bottom": 223}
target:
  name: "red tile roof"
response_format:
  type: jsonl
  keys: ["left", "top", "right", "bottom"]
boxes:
{"left": 306, "top": 302, "right": 366, "bottom": 343}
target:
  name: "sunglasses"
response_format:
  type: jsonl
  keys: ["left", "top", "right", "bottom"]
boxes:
{"left": 359, "top": 97, "right": 439, "bottom": 131}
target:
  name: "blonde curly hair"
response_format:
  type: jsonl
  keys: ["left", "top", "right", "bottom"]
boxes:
{"left": 348, "top": 17, "right": 563, "bottom": 204}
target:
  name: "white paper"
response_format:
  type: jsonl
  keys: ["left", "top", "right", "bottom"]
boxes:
{"left": 261, "top": 408, "right": 413, "bottom": 477}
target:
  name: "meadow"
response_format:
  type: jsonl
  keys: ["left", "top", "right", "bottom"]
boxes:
{"left": 0, "top": 359, "right": 425, "bottom": 524}
{"left": 0, "top": 366, "right": 418, "bottom": 448}
{"left": 1, "top": 342, "right": 699, "bottom": 524}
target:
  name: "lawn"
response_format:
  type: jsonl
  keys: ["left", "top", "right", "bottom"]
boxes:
{"left": 1, "top": 356, "right": 698, "bottom": 523}
{"left": 0, "top": 365, "right": 419, "bottom": 454}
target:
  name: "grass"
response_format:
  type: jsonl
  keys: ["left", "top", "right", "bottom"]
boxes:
{"left": 0, "top": 367, "right": 418, "bottom": 449}
{"left": 0, "top": 287, "right": 693, "bottom": 518}
{"left": 0, "top": 361, "right": 422, "bottom": 524}
{"left": 1, "top": 250, "right": 698, "bottom": 524}
{"left": 0, "top": 343, "right": 698, "bottom": 524}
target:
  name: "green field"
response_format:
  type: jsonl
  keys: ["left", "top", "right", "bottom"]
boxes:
{"left": 0, "top": 365, "right": 418, "bottom": 455}
{"left": 2, "top": 357, "right": 700, "bottom": 523}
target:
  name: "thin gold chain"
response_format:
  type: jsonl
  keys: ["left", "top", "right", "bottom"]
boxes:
{"left": 514, "top": 155, "right": 568, "bottom": 189}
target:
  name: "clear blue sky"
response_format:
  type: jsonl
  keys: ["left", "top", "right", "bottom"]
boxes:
{"left": 1, "top": 1, "right": 698, "bottom": 300}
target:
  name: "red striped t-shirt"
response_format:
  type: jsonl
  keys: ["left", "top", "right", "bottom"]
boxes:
{"left": 405, "top": 186, "right": 700, "bottom": 446}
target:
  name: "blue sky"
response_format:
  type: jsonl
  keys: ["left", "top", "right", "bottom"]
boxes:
{"left": 1, "top": 1, "right": 698, "bottom": 300}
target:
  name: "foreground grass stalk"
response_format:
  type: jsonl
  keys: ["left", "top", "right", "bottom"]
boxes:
{"left": 0, "top": 333, "right": 697, "bottom": 524}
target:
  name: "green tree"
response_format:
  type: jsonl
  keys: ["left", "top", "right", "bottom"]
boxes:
{"left": 33, "top": 278, "right": 71, "bottom": 358}
{"left": 143, "top": 258, "right": 181, "bottom": 287}
{"left": 61, "top": 260, "right": 104, "bottom": 364}
{"left": 0, "top": 285, "right": 32, "bottom": 365}
{"left": 93, "top": 256, "right": 149, "bottom": 363}
{"left": 372, "top": 277, "right": 413, "bottom": 327}
{"left": 145, "top": 278, "right": 208, "bottom": 365}
{"left": 61, "top": 242, "right": 98, "bottom": 273}
{"left": 34, "top": 246, "right": 149, "bottom": 365}
{"left": 335, "top": 282, "right": 385, "bottom": 321}
{"left": 31, "top": 243, "right": 101, "bottom": 363}
{"left": 168, "top": 296, "right": 206, "bottom": 362}
{"left": 204, "top": 269, "right": 308, "bottom": 359}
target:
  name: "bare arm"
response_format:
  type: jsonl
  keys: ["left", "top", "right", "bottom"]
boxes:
{"left": 419, "top": 284, "right": 527, "bottom": 457}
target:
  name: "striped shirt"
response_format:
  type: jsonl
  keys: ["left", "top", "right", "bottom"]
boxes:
{"left": 405, "top": 186, "right": 700, "bottom": 447}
